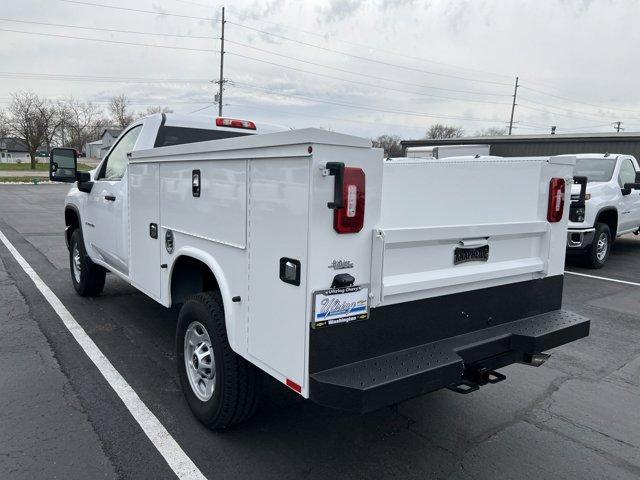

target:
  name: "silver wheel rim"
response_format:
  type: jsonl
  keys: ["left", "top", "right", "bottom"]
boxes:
{"left": 72, "top": 243, "right": 82, "bottom": 284}
{"left": 596, "top": 232, "right": 609, "bottom": 262}
{"left": 184, "top": 321, "right": 215, "bottom": 401}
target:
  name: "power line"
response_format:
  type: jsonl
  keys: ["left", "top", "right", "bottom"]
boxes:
{"left": 230, "top": 81, "right": 508, "bottom": 124}
{"left": 520, "top": 85, "right": 640, "bottom": 115}
{"left": 0, "top": 27, "right": 216, "bottom": 52}
{"left": 221, "top": 8, "right": 513, "bottom": 81}
{"left": 224, "top": 39, "right": 509, "bottom": 97}
{"left": 60, "top": 0, "right": 219, "bottom": 22}
{"left": 0, "top": 71, "right": 214, "bottom": 84}
{"left": 226, "top": 21, "right": 512, "bottom": 87}
{"left": 517, "top": 103, "right": 614, "bottom": 124}
{"left": 227, "top": 102, "right": 428, "bottom": 131}
{"left": 0, "top": 17, "right": 217, "bottom": 39}
{"left": 519, "top": 95, "right": 640, "bottom": 121}
{"left": 227, "top": 52, "right": 510, "bottom": 106}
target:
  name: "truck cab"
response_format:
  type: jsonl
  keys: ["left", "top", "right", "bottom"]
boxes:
{"left": 567, "top": 154, "right": 640, "bottom": 268}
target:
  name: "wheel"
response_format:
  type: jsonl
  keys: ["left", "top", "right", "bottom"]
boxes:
{"left": 176, "top": 291, "right": 261, "bottom": 430}
{"left": 69, "top": 229, "right": 106, "bottom": 296}
{"left": 584, "top": 223, "right": 611, "bottom": 269}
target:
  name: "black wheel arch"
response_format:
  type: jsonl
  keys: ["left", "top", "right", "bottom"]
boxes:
{"left": 64, "top": 205, "right": 82, "bottom": 250}
{"left": 594, "top": 207, "right": 618, "bottom": 240}
{"left": 170, "top": 255, "right": 220, "bottom": 307}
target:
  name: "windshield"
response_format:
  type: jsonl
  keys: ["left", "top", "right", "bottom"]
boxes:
{"left": 573, "top": 158, "right": 617, "bottom": 182}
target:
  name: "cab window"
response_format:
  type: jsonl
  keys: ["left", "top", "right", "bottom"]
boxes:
{"left": 98, "top": 125, "right": 142, "bottom": 180}
{"left": 618, "top": 158, "right": 637, "bottom": 188}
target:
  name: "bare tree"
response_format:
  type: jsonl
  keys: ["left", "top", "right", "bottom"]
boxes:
{"left": 140, "top": 105, "right": 174, "bottom": 116}
{"left": 0, "top": 109, "right": 9, "bottom": 138}
{"left": 109, "top": 94, "right": 134, "bottom": 128}
{"left": 5, "top": 91, "right": 60, "bottom": 169}
{"left": 424, "top": 124, "right": 465, "bottom": 139}
{"left": 372, "top": 134, "right": 403, "bottom": 157}
{"left": 59, "top": 97, "right": 109, "bottom": 152}
{"left": 475, "top": 127, "right": 507, "bottom": 136}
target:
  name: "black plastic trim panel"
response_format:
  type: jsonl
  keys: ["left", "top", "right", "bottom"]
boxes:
{"left": 310, "top": 276, "right": 564, "bottom": 373}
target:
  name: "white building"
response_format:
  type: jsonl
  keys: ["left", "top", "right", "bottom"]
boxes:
{"left": 99, "top": 129, "right": 122, "bottom": 157}
{"left": 84, "top": 140, "right": 103, "bottom": 159}
{"left": 0, "top": 138, "right": 30, "bottom": 163}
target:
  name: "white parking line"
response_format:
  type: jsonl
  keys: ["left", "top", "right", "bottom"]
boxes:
{"left": 0, "top": 229, "right": 206, "bottom": 480}
{"left": 565, "top": 270, "right": 640, "bottom": 287}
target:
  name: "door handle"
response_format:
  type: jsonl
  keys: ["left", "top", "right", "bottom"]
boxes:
{"left": 104, "top": 195, "right": 116, "bottom": 201}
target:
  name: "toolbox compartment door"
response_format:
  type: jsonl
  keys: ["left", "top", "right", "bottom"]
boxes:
{"left": 129, "top": 163, "right": 161, "bottom": 300}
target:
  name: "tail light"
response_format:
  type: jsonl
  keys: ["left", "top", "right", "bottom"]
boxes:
{"left": 547, "top": 177, "right": 565, "bottom": 222}
{"left": 215, "top": 117, "right": 256, "bottom": 130}
{"left": 329, "top": 165, "right": 366, "bottom": 234}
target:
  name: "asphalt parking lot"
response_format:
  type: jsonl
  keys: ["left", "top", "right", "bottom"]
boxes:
{"left": 1, "top": 183, "right": 639, "bottom": 480}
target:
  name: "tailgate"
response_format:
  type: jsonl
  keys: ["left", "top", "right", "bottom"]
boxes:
{"left": 371, "top": 156, "right": 573, "bottom": 307}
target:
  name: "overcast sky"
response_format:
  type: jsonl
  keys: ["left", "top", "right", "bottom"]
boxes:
{"left": 1, "top": 0, "right": 639, "bottom": 139}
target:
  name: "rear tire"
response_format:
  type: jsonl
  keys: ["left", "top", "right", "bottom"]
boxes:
{"left": 176, "top": 291, "right": 261, "bottom": 430}
{"left": 584, "top": 223, "right": 611, "bottom": 269}
{"left": 69, "top": 229, "right": 106, "bottom": 296}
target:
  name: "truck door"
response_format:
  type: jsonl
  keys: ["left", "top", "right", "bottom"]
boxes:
{"left": 617, "top": 158, "right": 640, "bottom": 232}
{"left": 84, "top": 125, "right": 142, "bottom": 275}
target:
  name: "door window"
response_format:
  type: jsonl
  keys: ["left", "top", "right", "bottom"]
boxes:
{"left": 98, "top": 125, "right": 142, "bottom": 180}
{"left": 618, "top": 159, "right": 637, "bottom": 187}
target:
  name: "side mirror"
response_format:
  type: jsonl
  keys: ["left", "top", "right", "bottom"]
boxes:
{"left": 623, "top": 182, "right": 640, "bottom": 194}
{"left": 49, "top": 148, "right": 77, "bottom": 183}
{"left": 77, "top": 171, "right": 94, "bottom": 193}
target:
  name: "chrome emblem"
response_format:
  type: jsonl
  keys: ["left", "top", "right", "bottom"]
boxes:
{"left": 328, "top": 259, "right": 354, "bottom": 270}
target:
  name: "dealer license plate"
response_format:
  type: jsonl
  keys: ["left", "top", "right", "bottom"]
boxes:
{"left": 454, "top": 245, "right": 490, "bottom": 265}
{"left": 312, "top": 285, "right": 369, "bottom": 329}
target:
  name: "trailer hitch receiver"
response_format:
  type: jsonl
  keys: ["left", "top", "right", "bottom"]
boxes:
{"left": 447, "top": 365, "right": 506, "bottom": 394}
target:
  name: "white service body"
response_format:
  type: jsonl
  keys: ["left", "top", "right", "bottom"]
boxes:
{"left": 61, "top": 120, "right": 589, "bottom": 418}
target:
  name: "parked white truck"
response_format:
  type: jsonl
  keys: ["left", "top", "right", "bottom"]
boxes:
{"left": 567, "top": 153, "right": 640, "bottom": 268}
{"left": 49, "top": 114, "right": 590, "bottom": 429}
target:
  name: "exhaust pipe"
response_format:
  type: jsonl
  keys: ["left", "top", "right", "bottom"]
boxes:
{"left": 520, "top": 353, "right": 551, "bottom": 367}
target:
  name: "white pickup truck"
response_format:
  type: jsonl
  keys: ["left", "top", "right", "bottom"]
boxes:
{"left": 567, "top": 154, "right": 640, "bottom": 268}
{"left": 49, "top": 114, "right": 590, "bottom": 429}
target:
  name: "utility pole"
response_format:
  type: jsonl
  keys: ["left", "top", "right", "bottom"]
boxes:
{"left": 508, "top": 76, "right": 519, "bottom": 136}
{"left": 217, "top": 6, "right": 225, "bottom": 116}
{"left": 613, "top": 121, "right": 623, "bottom": 133}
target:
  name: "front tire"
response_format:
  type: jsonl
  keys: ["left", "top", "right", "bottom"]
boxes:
{"left": 69, "top": 229, "right": 106, "bottom": 296}
{"left": 584, "top": 223, "right": 611, "bottom": 269}
{"left": 176, "top": 292, "right": 261, "bottom": 430}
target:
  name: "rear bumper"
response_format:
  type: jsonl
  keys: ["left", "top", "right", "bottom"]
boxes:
{"left": 308, "top": 276, "right": 589, "bottom": 412}
{"left": 310, "top": 309, "right": 589, "bottom": 412}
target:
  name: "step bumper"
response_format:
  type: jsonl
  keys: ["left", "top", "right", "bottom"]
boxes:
{"left": 309, "top": 309, "right": 589, "bottom": 412}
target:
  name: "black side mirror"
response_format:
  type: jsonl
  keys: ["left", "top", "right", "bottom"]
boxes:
{"left": 49, "top": 148, "right": 77, "bottom": 183}
{"left": 623, "top": 182, "right": 640, "bottom": 194}
{"left": 77, "top": 171, "right": 94, "bottom": 193}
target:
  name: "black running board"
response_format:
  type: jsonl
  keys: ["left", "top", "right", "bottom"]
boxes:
{"left": 309, "top": 309, "right": 589, "bottom": 412}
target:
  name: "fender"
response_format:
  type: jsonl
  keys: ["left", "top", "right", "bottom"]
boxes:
{"left": 594, "top": 206, "right": 619, "bottom": 237}
{"left": 166, "top": 246, "right": 239, "bottom": 350}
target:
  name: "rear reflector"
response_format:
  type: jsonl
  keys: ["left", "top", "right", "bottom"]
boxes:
{"left": 547, "top": 177, "right": 565, "bottom": 223}
{"left": 215, "top": 117, "right": 256, "bottom": 130}
{"left": 334, "top": 167, "right": 366, "bottom": 234}
{"left": 286, "top": 378, "right": 302, "bottom": 393}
